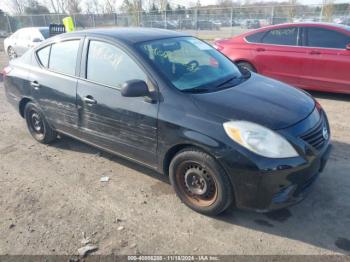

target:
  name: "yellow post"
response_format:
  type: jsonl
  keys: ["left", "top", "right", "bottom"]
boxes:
{"left": 62, "top": 16, "right": 75, "bottom": 32}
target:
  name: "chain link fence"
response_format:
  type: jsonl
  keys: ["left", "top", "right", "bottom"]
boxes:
{"left": 1, "top": 4, "right": 350, "bottom": 40}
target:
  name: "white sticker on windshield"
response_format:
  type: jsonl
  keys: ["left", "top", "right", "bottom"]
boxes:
{"left": 188, "top": 38, "right": 212, "bottom": 50}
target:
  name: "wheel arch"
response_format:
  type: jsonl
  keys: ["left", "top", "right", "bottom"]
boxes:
{"left": 235, "top": 59, "right": 257, "bottom": 72}
{"left": 161, "top": 130, "right": 226, "bottom": 176}
{"left": 162, "top": 143, "right": 195, "bottom": 176}
{"left": 19, "top": 97, "right": 32, "bottom": 118}
{"left": 163, "top": 142, "right": 238, "bottom": 208}
{"left": 6, "top": 45, "right": 12, "bottom": 54}
{"left": 162, "top": 142, "right": 226, "bottom": 177}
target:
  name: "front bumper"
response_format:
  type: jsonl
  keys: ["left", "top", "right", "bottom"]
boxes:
{"left": 219, "top": 142, "right": 331, "bottom": 212}
{"left": 259, "top": 143, "right": 331, "bottom": 211}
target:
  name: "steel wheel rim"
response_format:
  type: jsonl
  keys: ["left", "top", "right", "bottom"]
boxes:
{"left": 175, "top": 161, "right": 218, "bottom": 207}
{"left": 28, "top": 110, "right": 45, "bottom": 138}
{"left": 8, "top": 48, "right": 17, "bottom": 59}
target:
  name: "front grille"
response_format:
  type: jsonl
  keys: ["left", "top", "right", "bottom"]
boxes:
{"left": 300, "top": 115, "right": 328, "bottom": 150}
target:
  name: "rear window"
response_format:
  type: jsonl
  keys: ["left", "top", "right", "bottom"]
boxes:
{"left": 262, "top": 27, "right": 298, "bottom": 46}
{"left": 306, "top": 27, "right": 350, "bottom": 49}
{"left": 49, "top": 40, "right": 80, "bottom": 75}
{"left": 245, "top": 31, "right": 266, "bottom": 43}
{"left": 39, "top": 28, "right": 50, "bottom": 39}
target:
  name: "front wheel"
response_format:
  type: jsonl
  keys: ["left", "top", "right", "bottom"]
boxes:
{"left": 169, "top": 148, "right": 234, "bottom": 215}
{"left": 24, "top": 102, "right": 57, "bottom": 144}
{"left": 237, "top": 61, "right": 257, "bottom": 73}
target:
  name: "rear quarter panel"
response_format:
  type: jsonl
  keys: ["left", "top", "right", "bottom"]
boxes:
{"left": 4, "top": 54, "right": 33, "bottom": 114}
{"left": 218, "top": 38, "right": 257, "bottom": 69}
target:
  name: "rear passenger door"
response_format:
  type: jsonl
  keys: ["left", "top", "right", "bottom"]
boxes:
{"left": 76, "top": 38, "right": 158, "bottom": 168}
{"left": 299, "top": 26, "right": 350, "bottom": 93}
{"left": 30, "top": 38, "right": 83, "bottom": 135}
{"left": 253, "top": 26, "right": 304, "bottom": 87}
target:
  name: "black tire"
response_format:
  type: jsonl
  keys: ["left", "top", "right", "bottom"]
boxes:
{"left": 237, "top": 61, "right": 257, "bottom": 73}
{"left": 24, "top": 102, "right": 57, "bottom": 144}
{"left": 169, "top": 148, "right": 233, "bottom": 216}
{"left": 7, "top": 46, "right": 17, "bottom": 60}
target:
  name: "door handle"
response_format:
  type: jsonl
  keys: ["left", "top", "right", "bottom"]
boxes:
{"left": 30, "top": 81, "right": 40, "bottom": 90}
{"left": 309, "top": 50, "right": 321, "bottom": 55}
{"left": 83, "top": 95, "right": 97, "bottom": 105}
{"left": 256, "top": 47, "right": 265, "bottom": 52}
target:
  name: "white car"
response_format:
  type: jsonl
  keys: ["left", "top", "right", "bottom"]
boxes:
{"left": 4, "top": 27, "right": 49, "bottom": 59}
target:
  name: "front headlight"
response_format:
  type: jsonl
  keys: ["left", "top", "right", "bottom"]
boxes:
{"left": 223, "top": 121, "right": 298, "bottom": 158}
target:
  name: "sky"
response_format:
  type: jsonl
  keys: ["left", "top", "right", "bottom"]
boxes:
{"left": 1, "top": 0, "right": 350, "bottom": 14}
{"left": 170, "top": 0, "right": 349, "bottom": 6}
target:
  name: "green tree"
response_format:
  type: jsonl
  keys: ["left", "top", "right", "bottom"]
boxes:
{"left": 120, "top": 0, "right": 142, "bottom": 26}
{"left": 24, "top": 0, "right": 50, "bottom": 14}
{"left": 174, "top": 5, "right": 186, "bottom": 15}
{"left": 66, "top": 0, "right": 81, "bottom": 14}
{"left": 150, "top": 2, "right": 159, "bottom": 14}
{"left": 120, "top": 0, "right": 132, "bottom": 13}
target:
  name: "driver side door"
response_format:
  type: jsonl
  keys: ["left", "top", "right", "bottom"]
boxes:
{"left": 76, "top": 38, "right": 159, "bottom": 168}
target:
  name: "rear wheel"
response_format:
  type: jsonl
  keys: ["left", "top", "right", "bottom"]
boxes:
{"left": 237, "top": 61, "right": 257, "bottom": 73}
{"left": 8, "top": 46, "right": 17, "bottom": 60}
{"left": 169, "top": 148, "right": 233, "bottom": 215}
{"left": 24, "top": 102, "right": 57, "bottom": 144}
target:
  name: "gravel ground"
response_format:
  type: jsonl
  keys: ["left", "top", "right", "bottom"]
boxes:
{"left": 0, "top": 47, "right": 350, "bottom": 256}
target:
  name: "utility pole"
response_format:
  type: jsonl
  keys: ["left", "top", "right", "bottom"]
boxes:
{"left": 320, "top": 0, "right": 334, "bottom": 22}
{"left": 161, "top": 0, "right": 167, "bottom": 28}
{"left": 320, "top": 0, "right": 325, "bottom": 21}
{"left": 6, "top": 14, "right": 12, "bottom": 33}
{"left": 137, "top": 0, "right": 142, "bottom": 26}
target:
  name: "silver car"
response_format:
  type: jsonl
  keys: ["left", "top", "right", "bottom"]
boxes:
{"left": 4, "top": 27, "right": 49, "bottom": 59}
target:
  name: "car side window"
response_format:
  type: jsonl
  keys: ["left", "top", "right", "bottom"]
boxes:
{"left": 37, "top": 45, "right": 51, "bottom": 68}
{"left": 49, "top": 40, "right": 80, "bottom": 75}
{"left": 86, "top": 40, "right": 146, "bottom": 88}
{"left": 262, "top": 27, "right": 298, "bottom": 46}
{"left": 245, "top": 31, "right": 266, "bottom": 43}
{"left": 306, "top": 27, "right": 350, "bottom": 49}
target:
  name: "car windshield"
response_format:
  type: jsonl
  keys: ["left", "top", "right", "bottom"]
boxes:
{"left": 39, "top": 28, "right": 50, "bottom": 39}
{"left": 137, "top": 37, "right": 246, "bottom": 92}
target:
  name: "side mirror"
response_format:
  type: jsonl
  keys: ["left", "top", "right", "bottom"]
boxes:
{"left": 32, "top": 38, "right": 42, "bottom": 43}
{"left": 346, "top": 43, "right": 350, "bottom": 50}
{"left": 121, "top": 80, "right": 150, "bottom": 98}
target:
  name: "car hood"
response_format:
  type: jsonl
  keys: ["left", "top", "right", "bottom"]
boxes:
{"left": 191, "top": 73, "right": 315, "bottom": 130}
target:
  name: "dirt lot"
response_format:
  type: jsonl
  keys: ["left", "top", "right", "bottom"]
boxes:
{"left": 0, "top": 46, "right": 350, "bottom": 256}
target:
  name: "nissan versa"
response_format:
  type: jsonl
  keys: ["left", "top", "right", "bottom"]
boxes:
{"left": 3, "top": 28, "right": 331, "bottom": 215}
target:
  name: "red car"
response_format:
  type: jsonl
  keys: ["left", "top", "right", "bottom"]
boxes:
{"left": 214, "top": 23, "right": 350, "bottom": 94}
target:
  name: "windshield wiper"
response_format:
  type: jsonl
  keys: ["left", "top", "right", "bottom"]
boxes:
{"left": 182, "top": 87, "right": 210, "bottom": 93}
{"left": 216, "top": 76, "right": 238, "bottom": 88}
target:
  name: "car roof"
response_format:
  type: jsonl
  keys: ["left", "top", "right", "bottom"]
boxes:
{"left": 259, "top": 22, "right": 349, "bottom": 31}
{"left": 18, "top": 27, "right": 49, "bottom": 31}
{"left": 66, "top": 27, "right": 189, "bottom": 44}
{"left": 278, "top": 22, "right": 348, "bottom": 29}
{"left": 239, "top": 22, "right": 350, "bottom": 38}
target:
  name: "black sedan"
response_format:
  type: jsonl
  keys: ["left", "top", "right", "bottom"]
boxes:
{"left": 3, "top": 28, "right": 331, "bottom": 215}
